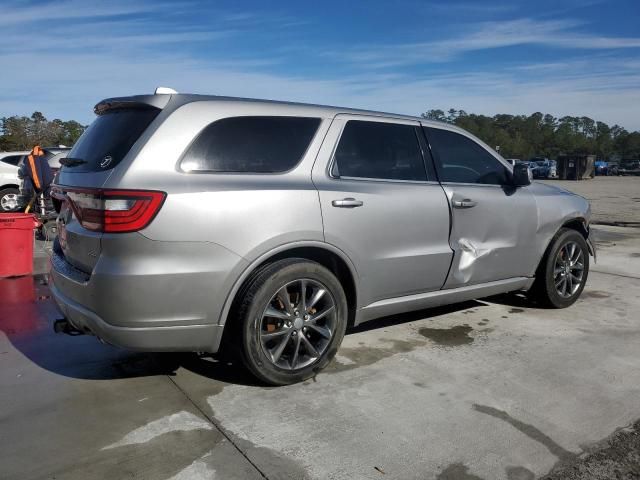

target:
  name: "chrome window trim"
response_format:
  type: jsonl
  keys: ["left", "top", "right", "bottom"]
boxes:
{"left": 331, "top": 175, "right": 441, "bottom": 186}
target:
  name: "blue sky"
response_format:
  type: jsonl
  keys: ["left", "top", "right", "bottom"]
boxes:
{"left": 1, "top": 0, "right": 639, "bottom": 129}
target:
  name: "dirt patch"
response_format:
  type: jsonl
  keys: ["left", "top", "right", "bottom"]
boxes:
{"left": 418, "top": 325, "right": 474, "bottom": 346}
{"left": 508, "top": 308, "right": 525, "bottom": 314}
{"left": 541, "top": 419, "right": 640, "bottom": 480}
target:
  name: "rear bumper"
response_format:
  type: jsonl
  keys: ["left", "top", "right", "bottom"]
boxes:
{"left": 49, "top": 233, "right": 247, "bottom": 352}
{"left": 50, "top": 281, "right": 223, "bottom": 352}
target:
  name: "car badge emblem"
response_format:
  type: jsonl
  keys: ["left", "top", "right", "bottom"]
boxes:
{"left": 100, "top": 156, "right": 113, "bottom": 168}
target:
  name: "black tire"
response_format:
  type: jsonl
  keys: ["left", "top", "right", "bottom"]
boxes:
{"left": 0, "top": 187, "right": 20, "bottom": 212}
{"left": 236, "top": 258, "right": 348, "bottom": 385}
{"left": 529, "top": 228, "right": 590, "bottom": 308}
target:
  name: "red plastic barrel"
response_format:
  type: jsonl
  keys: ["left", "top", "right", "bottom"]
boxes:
{"left": 0, "top": 213, "right": 39, "bottom": 278}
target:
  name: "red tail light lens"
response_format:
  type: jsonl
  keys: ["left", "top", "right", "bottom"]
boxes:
{"left": 65, "top": 188, "right": 166, "bottom": 233}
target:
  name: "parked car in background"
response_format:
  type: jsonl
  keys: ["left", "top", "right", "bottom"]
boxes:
{"left": 45, "top": 149, "right": 71, "bottom": 174}
{"left": 530, "top": 158, "right": 558, "bottom": 179}
{"left": 0, "top": 151, "right": 29, "bottom": 212}
{"left": 594, "top": 160, "right": 610, "bottom": 176}
{"left": 515, "top": 159, "right": 536, "bottom": 177}
{"left": 505, "top": 158, "right": 520, "bottom": 166}
{"left": 618, "top": 159, "right": 640, "bottom": 176}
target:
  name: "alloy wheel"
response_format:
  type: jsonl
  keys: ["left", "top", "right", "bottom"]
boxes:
{"left": 554, "top": 241, "right": 585, "bottom": 298}
{"left": 258, "top": 278, "right": 337, "bottom": 371}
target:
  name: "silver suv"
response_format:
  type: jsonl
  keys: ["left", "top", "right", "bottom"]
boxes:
{"left": 50, "top": 90, "right": 594, "bottom": 385}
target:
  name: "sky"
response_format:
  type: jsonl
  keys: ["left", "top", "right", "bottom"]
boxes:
{"left": 1, "top": 0, "right": 639, "bottom": 130}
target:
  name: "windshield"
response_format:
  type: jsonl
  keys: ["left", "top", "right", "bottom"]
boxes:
{"left": 65, "top": 108, "right": 159, "bottom": 172}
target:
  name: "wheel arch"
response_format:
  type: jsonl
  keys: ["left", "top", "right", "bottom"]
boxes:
{"left": 533, "top": 216, "right": 590, "bottom": 280}
{"left": 560, "top": 217, "right": 589, "bottom": 239}
{"left": 218, "top": 241, "right": 359, "bottom": 330}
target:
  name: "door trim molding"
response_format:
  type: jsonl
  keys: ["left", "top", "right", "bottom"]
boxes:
{"left": 356, "top": 276, "right": 534, "bottom": 324}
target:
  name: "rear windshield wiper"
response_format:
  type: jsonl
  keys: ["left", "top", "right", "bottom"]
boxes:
{"left": 60, "top": 157, "right": 88, "bottom": 167}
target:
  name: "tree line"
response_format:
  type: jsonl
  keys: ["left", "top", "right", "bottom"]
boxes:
{"left": 0, "top": 112, "right": 86, "bottom": 151}
{"left": 421, "top": 109, "right": 640, "bottom": 161}
{"left": 2, "top": 109, "right": 639, "bottom": 161}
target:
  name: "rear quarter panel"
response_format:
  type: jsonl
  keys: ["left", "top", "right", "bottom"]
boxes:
{"left": 110, "top": 101, "right": 331, "bottom": 258}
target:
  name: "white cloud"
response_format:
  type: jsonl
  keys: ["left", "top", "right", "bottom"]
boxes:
{"left": 0, "top": 3, "right": 638, "bottom": 131}
{"left": 341, "top": 18, "right": 640, "bottom": 66}
{"left": 1, "top": 49, "right": 639, "bottom": 130}
{"left": 0, "top": 0, "right": 173, "bottom": 26}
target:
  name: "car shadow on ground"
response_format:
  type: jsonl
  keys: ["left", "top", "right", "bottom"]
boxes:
{"left": 0, "top": 274, "right": 541, "bottom": 386}
{"left": 484, "top": 291, "right": 552, "bottom": 309}
{"left": 347, "top": 300, "right": 486, "bottom": 334}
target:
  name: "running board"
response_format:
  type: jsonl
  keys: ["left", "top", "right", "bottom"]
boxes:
{"left": 356, "top": 277, "right": 534, "bottom": 324}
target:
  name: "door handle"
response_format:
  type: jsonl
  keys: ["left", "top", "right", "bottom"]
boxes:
{"left": 332, "top": 198, "right": 364, "bottom": 208}
{"left": 452, "top": 198, "right": 477, "bottom": 209}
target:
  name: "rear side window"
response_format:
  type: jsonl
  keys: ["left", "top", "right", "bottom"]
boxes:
{"left": 1, "top": 155, "right": 23, "bottom": 166}
{"left": 180, "top": 116, "right": 321, "bottom": 173}
{"left": 332, "top": 121, "right": 427, "bottom": 181}
{"left": 425, "top": 127, "right": 509, "bottom": 185}
{"left": 66, "top": 108, "right": 159, "bottom": 172}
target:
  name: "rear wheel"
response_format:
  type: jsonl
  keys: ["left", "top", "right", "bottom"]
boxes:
{"left": 529, "top": 228, "right": 589, "bottom": 308}
{"left": 236, "top": 258, "right": 347, "bottom": 385}
{"left": 0, "top": 188, "right": 20, "bottom": 212}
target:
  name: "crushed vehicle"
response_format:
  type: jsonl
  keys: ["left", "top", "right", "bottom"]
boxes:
{"left": 50, "top": 89, "right": 595, "bottom": 385}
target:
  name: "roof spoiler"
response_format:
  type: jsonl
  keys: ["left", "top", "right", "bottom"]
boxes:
{"left": 94, "top": 94, "right": 172, "bottom": 115}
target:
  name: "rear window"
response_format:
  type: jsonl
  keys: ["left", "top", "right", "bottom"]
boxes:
{"left": 65, "top": 108, "right": 159, "bottom": 172}
{"left": 180, "top": 116, "right": 321, "bottom": 173}
{"left": 1, "top": 155, "right": 23, "bottom": 166}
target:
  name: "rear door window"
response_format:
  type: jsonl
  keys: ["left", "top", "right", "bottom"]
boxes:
{"left": 331, "top": 120, "right": 427, "bottom": 181}
{"left": 425, "top": 127, "right": 509, "bottom": 185}
{"left": 0, "top": 155, "right": 24, "bottom": 167}
{"left": 65, "top": 108, "right": 160, "bottom": 172}
{"left": 180, "top": 116, "right": 321, "bottom": 173}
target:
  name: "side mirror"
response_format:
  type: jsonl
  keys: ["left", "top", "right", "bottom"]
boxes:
{"left": 512, "top": 163, "right": 532, "bottom": 187}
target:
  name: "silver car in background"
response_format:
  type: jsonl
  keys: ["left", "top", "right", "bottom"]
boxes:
{"left": 50, "top": 89, "right": 594, "bottom": 385}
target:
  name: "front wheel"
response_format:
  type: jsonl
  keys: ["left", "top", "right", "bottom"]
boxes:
{"left": 529, "top": 228, "right": 590, "bottom": 308}
{"left": 236, "top": 258, "right": 348, "bottom": 385}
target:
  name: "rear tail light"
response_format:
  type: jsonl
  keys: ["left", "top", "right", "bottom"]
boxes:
{"left": 64, "top": 188, "right": 166, "bottom": 233}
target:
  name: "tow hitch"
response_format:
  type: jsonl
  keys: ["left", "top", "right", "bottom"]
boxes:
{"left": 53, "top": 318, "right": 84, "bottom": 336}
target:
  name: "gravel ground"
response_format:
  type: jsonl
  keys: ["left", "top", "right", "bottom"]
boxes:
{"left": 540, "top": 176, "right": 640, "bottom": 225}
{"left": 542, "top": 420, "right": 640, "bottom": 480}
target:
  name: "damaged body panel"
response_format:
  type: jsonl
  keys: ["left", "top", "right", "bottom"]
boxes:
{"left": 440, "top": 183, "right": 538, "bottom": 287}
